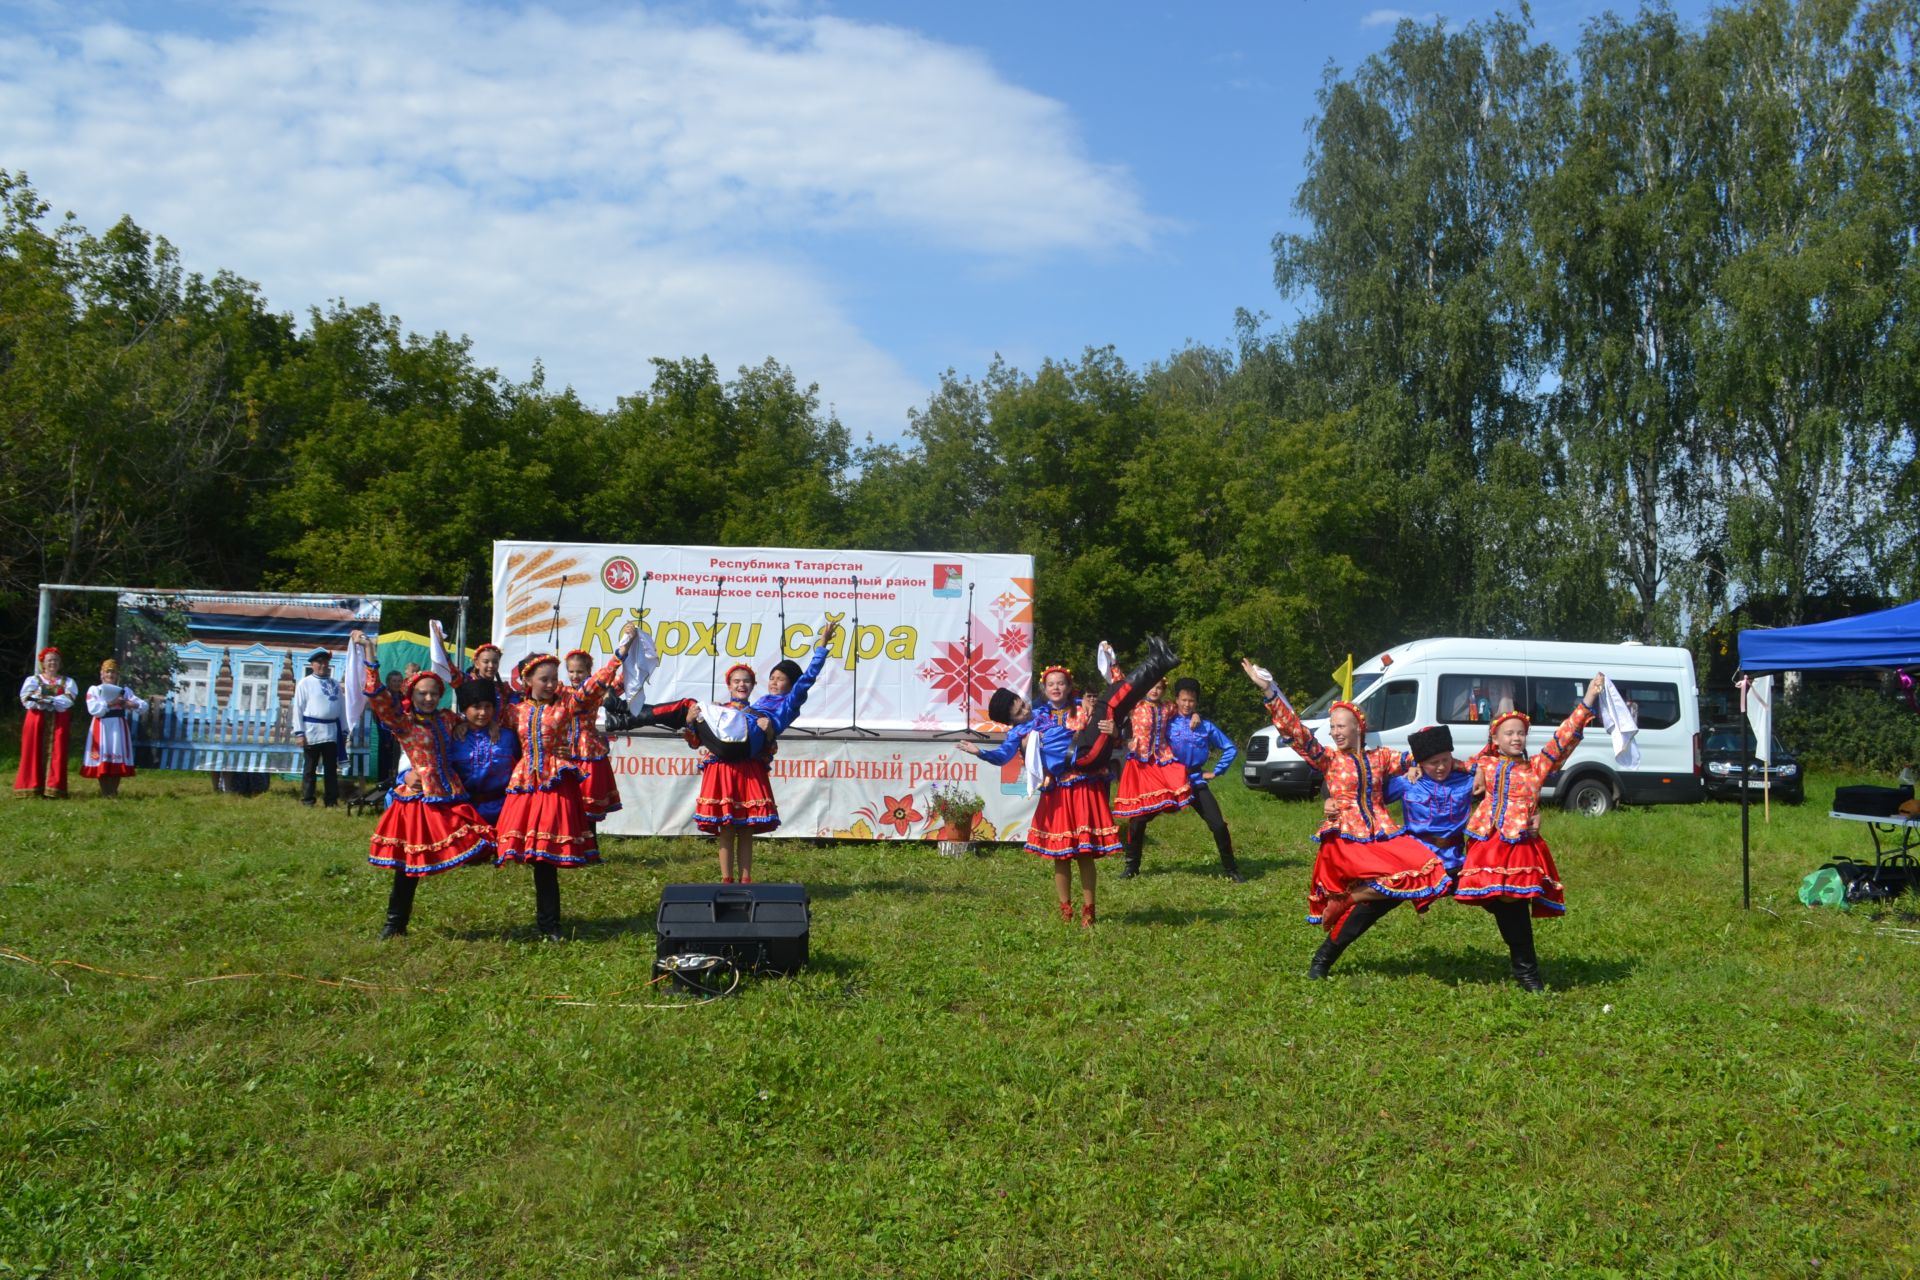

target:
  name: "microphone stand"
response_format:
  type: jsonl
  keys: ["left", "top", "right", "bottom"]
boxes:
{"left": 823, "top": 573, "right": 878, "bottom": 737}
{"left": 931, "top": 580, "right": 979, "bottom": 739}
{"left": 708, "top": 575, "right": 726, "bottom": 703}
{"left": 548, "top": 578, "right": 567, "bottom": 652}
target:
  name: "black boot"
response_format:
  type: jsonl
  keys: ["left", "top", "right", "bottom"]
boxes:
{"left": 533, "top": 863, "right": 563, "bottom": 942}
{"left": 1074, "top": 637, "right": 1182, "bottom": 758}
{"left": 380, "top": 868, "right": 417, "bottom": 939}
{"left": 1305, "top": 898, "right": 1397, "bottom": 978}
{"left": 1119, "top": 819, "right": 1145, "bottom": 879}
{"left": 1491, "top": 903, "right": 1544, "bottom": 992}
{"left": 1217, "top": 828, "right": 1244, "bottom": 883}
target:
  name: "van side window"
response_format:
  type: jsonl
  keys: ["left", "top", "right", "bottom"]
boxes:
{"left": 1437, "top": 674, "right": 1523, "bottom": 725}
{"left": 1359, "top": 679, "right": 1418, "bottom": 732}
{"left": 1611, "top": 680, "right": 1681, "bottom": 731}
{"left": 1530, "top": 676, "right": 1586, "bottom": 722}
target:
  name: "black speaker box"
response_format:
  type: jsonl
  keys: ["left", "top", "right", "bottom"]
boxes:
{"left": 1834, "top": 784, "right": 1913, "bottom": 818}
{"left": 655, "top": 883, "right": 810, "bottom": 974}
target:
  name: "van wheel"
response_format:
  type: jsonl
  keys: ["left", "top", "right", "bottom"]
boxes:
{"left": 1564, "top": 777, "right": 1614, "bottom": 817}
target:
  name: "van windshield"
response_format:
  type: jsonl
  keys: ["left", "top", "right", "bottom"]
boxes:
{"left": 1300, "top": 673, "right": 1380, "bottom": 719}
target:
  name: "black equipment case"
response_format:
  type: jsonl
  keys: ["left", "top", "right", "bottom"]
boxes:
{"left": 1833, "top": 784, "right": 1913, "bottom": 818}
{"left": 655, "top": 883, "right": 810, "bottom": 974}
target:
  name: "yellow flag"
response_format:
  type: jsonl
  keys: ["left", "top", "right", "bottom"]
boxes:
{"left": 1332, "top": 654, "right": 1354, "bottom": 702}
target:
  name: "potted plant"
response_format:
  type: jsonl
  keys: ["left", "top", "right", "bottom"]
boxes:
{"left": 929, "top": 783, "right": 986, "bottom": 855}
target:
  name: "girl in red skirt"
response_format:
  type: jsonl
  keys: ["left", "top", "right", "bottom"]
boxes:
{"left": 1240, "top": 657, "right": 1457, "bottom": 977}
{"left": 959, "top": 639, "right": 1177, "bottom": 926}
{"left": 689, "top": 663, "right": 781, "bottom": 884}
{"left": 495, "top": 626, "right": 634, "bottom": 941}
{"left": 354, "top": 634, "right": 497, "bottom": 939}
{"left": 1456, "top": 673, "right": 1602, "bottom": 992}
{"left": 1109, "top": 651, "right": 1193, "bottom": 876}
{"left": 562, "top": 649, "right": 622, "bottom": 823}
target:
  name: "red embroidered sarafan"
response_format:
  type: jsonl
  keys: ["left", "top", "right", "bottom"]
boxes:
{"left": 565, "top": 674, "right": 612, "bottom": 762}
{"left": 362, "top": 664, "right": 468, "bottom": 800}
{"left": 1466, "top": 703, "right": 1596, "bottom": 841}
{"left": 507, "top": 656, "right": 623, "bottom": 793}
{"left": 1263, "top": 694, "right": 1413, "bottom": 841}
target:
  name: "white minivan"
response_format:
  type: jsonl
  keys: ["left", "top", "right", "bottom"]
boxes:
{"left": 1239, "top": 637, "right": 1703, "bottom": 814}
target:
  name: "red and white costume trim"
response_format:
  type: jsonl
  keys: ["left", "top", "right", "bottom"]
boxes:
{"left": 15, "top": 673, "right": 76, "bottom": 798}
{"left": 497, "top": 654, "right": 623, "bottom": 866}
{"left": 81, "top": 682, "right": 146, "bottom": 779}
{"left": 362, "top": 663, "right": 495, "bottom": 876}
{"left": 1456, "top": 702, "right": 1596, "bottom": 917}
{"left": 1113, "top": 699, "right": 1192, "bottom": 819}
{"left": 1263, "top": 690, "right": 1455, "bottom": 935}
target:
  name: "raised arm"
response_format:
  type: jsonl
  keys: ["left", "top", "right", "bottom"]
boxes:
{"left": 1240, "top": 658, "right": 1330, "bottom": 773}
{"left": 1531, "top": 674, "right": 1602, "bottom": 776}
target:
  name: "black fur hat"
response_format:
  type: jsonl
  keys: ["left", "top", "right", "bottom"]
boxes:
{"left": 456, "top": 677, "right": 498, "bottom": 711}
{"left": 1408, "top": 724, "right": 1453, "bottom": 762}
{"left": 987, "top": 687, "right": 1023, "bottom": 726}
{"left": 771, "top": 658, "right": 804, "bottom": 684}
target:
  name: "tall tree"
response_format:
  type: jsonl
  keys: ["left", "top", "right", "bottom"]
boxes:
{"left": 1273, "top": 13, "right": 1569, "bottom": 635}
{"left": 1695, "top": 0, "right": 1918, "bottom": 624}
{"left": 1529, "top": 7, "right": 1722, "bottom": 641}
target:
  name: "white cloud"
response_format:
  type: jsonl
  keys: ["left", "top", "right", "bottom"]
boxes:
{"left": 1360, "top": 9, "right": 1442, "bottom": 28}
{"left": 0, "top": 1, "right": 1156, "bottom": 434}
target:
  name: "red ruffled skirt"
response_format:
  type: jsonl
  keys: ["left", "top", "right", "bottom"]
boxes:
{"left": 1025, "top": 783, "right": 1122, "bottom": 859}
{"left": 369, "top": 796, "right": 495, "bottom": 876}
{"left": 1112, "top": 758, "right": 1192, "bottom": 820}
{"left": 495, "top": 775, "right": 601, "bottom": 867}
{"left": 1308, "top": 832, "right": 1455, "bottom": 936}
{"left": 80, "top": 762, "right": 134, "bottom": 779}
{"left": 1455, "top": 834, "right": 1565, "bottom": 917}
{"left": 695, "top": 759, "right": 779, "bottom": 833}
{"left": 576, "top": 756, "right": 622, "bottom": 819}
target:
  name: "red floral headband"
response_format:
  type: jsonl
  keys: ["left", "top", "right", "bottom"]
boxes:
{"left": 474, "top": 643, "right": 502, "bottom": 658}
{"left": 1488, "top": 710, "right": 1531, "bottom": 738}
{"left": 518, "top": 652, "right": 561, "bottom": 678}
{"left": 36, "top": 646, "right": 59, "bottom": 663}
{"left": 1040, "top": 664, "right": 1072, "bottom": 682}
{"left": 1330, "top": 699, "right": 1367, "bottom": 731}
{"left": 404, "top": 669, "right": 445, "bottom": 701}
{"left": 724, "top": 663, "right": 756, "bottom": 685}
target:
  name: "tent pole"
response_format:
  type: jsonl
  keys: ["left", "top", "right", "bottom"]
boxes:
{"left": 1741, "top": 696, "right": 1753, "bottom": 911}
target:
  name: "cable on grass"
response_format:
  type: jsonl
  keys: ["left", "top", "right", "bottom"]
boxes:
{"left": 0, "top": 946, "right": 737, "bottom": 1010}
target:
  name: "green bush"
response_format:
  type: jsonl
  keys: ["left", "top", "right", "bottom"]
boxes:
{"left": 1777, "top": 684, "right": 1920, "bottom": 772}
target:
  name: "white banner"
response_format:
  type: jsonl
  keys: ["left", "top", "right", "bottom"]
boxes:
{"left": 602, "top": 730, "right": 1039, "bottom": 842}
{"left": 490, "top": 542, "right": 1035, "bottom": 732}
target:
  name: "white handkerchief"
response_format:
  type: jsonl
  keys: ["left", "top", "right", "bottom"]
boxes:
{"left": 344, "top": 633, "right": 372, "bottom": 731}
{"left": 622, "top": 627, "right": 661, "bottom": 700}
{"left": 428, "top": 621, "right": 456, "bottom": 685}
{"left": 1022, "top": 726, "right": 1046, "bottom": 798}
{"left": 701, "top": 702, "right": 752, "bottom": 742}
{"left": 1598, "top": 676, "right": 1641, "bottom": 767}
{"left": 1096, "top": 641, "right": 1117, "bottom": 683}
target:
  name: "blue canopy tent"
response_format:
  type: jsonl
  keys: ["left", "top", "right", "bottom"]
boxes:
{"left": 1736, "top": 599, "right": 1920, "bottom": 906}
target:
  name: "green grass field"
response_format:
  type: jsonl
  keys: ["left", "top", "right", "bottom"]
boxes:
{"left": 4, "top": 766, "right": 1918, "bottom": 1278}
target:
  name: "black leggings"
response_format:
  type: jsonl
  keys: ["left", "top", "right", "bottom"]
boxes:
{"left": 1125, "top": 785, "right": 1233, "bottom": 863}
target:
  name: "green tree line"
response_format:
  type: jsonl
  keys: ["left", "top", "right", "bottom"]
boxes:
{"left": 3, "top": 0, "right": 1917, "bottom": 738}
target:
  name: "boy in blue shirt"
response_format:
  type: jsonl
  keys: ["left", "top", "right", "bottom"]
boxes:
{"left": 1123, "top": 677, "right": 1243, "bottom": 882}
{"left": 1384, "top": 724, "right": 1474, "bottom": 875}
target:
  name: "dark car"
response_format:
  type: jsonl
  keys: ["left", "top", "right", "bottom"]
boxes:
{"left": 1701, "top": 725, "right": 1804, "bottom": 804}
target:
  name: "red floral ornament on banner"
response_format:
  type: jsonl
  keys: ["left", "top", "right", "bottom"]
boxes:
{"left": 918, "top": 637, "right": 1015, "bottom": 710}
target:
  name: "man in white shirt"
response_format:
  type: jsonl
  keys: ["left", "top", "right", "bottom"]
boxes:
{"left": 292, "top": 648, "right": 347, "bottom": 807}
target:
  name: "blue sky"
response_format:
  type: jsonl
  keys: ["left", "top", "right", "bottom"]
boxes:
{"left": 0, "top": 0, "right": 1718, "bottom": 441}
